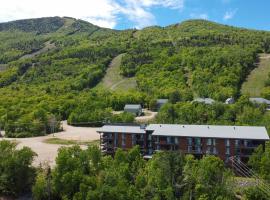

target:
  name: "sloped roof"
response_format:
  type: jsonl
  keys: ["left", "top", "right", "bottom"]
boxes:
{"left": 249, "top": 98, "right": 270, "bottom": 105}
{"left": 97, "top": 125, "right": 145, "bottom": 134}
{"left": 124, "top": 104, "right": 142, "bottom": 110}
{"left": 146, "top": 124, "right": 269, "bottom": 140}
{"left": 157, "top": 99, "right": 169, "bottom": 104}
{"left": 193, "top": 98, "right": 215, "bottom": 104}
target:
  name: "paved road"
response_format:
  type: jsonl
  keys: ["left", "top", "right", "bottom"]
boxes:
{"left": 0, "top": 121, "right": 100, "bottom": 167}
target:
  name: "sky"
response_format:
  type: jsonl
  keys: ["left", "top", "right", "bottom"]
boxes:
{"left": 0, "top": 0, "right": 269, "bottom": 31}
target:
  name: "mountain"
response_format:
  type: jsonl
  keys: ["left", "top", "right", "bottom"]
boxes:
{"left": 0, "top": 17, "right": 270, "bottom": 137}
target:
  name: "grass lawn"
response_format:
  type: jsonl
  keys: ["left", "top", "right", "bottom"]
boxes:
{"left": 241, "top": 54, "right": 270, "bottom": 96}
{"left": 97, "top": 53, "right": 137, "bottom": 91}
{"left": 44, "top": 138, "right": 100, "bottom": 146}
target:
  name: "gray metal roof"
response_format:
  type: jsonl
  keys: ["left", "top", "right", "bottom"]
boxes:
{"left": 249, "top": 98, "right": 270, "bottom": 105}
{"left": 193, "top": 98, "right": 215, "bottom": 104}
{"left": 97, "top": 125, "right": 145, "bottom": 134}
{"left": 157, "top": 99, "right": 169, "bottom": 104}
{"left": 124, "top": 104, "right": 142, "bottom": 109}
{"left": 146, "top": 124, "right": 269, "bottom": 140}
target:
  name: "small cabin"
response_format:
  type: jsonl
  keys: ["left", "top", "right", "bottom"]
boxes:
{"left": 193, "top": 98, "right": 215, "bottom": 105}
{"left": 156, "top": 99, "right": 169, "bottom": 110}
{"left": 124, "top": 104, "right": 142, "bottom": 116}
{"left": 225, "top": 97, "right": 235, "bottom": 104}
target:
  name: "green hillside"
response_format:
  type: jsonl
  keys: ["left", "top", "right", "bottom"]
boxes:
{"left": 0, "top": 17, "right": 270, "bottom": 137}
{"left": 241, "top": 54, "right": 270, "bottom": 96}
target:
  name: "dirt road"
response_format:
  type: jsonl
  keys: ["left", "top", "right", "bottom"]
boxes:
{"left": 0, "top": 121, "right": 100, "bottom": 167}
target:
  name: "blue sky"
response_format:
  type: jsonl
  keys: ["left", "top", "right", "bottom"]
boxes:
{"left": 0, "top": 0, "right": 269, "bottom": 30}
{"left": 115, "top": 0, "right": 270, "bottom": 30}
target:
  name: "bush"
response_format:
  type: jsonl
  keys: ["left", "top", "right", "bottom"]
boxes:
{"left": 0, "top": 140, "right": 36, "bottom": 197}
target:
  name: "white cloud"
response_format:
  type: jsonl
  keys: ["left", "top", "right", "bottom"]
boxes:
{"left": 223, "top": 9, "right": 237, "bottom": 21}
{"left": 0, "top": 0, "right": 120, "bottom": 28}
{"left": 190, "top": 13, "right": 208, "bottom": 20}
{"left": 0, "top": 0, "right": 185, "bottom": 29}
{"left": 118, "top": 0, "right": 185, "bottom": 28}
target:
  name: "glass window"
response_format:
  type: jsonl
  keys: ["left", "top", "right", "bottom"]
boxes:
{"left": 175, "top": 137, "right": 179, "bottom": 144}
{"left": 188, "top": 146, "right": 192, "bottom": 153}
{"left": 148, "top": 134, "right": 152, "bottom": 140}
{"left": 207, "top": 138, "right": 212, "bottom": 145}
{"left": 167, "top": 137, "right": 171, "bottom": 144}
{"left": 213, "top": 139, "right": 216, "bottom": 146}
{"left": 188, "top": 138, "right": 192, "bottom": 145}
{"left": 132, "top": 134, "right": 136, "bottom": 146}
{"left": 206, "top": 146, "right": 211, "bottom": 154}
{"left": 196, "top": 146, "right": 202, "bottom": 153}
{"left": 122, "top": 134, "right": 126, "bottom": 146}
{"left": 213, "top": 147, "right": 217, "bottom": 154}
{"left": 195, "top": 138, "right": 201, "bottom": 145}
{"left": 225, "top": 139, "right": 230, "bottom": 147}
{"left": 226, "top": 147, "right": 230, "bottom": 155}
{"left": 235, "top": 140, "right": 240, "bottom": 147}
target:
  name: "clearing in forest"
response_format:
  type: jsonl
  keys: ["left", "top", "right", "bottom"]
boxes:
{"left": 241, "top": 54, "right": 270, "bottom": 96}
{"left": 97, "top": 53, "right": 137, "bottom": 91}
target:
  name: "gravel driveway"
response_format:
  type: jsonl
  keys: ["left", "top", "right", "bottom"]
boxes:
{"left": 0, "top": 121, "right": 100, "bottom": 167}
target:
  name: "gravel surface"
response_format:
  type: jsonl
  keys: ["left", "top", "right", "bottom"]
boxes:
{"left": 0, "top": 121, "right": 100, "bottom": 167}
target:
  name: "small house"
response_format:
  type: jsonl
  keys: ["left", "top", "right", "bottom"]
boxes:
{"left": 193, "top": 98, "right": 215, "bottom": 105}
{"left": 124, "top": 104, "right": 142, "bottom": 116}
{"left": 156, "top": 99, "right": 169, "bottom": 110}
{"left": 249, "top": 98, "right": 270, "bottom": 110}
{"left": 225, "top": 97, "right": 235, "bottom": 104}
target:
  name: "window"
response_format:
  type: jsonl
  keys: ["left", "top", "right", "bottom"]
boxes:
{"left": 140, "top": 134, "right": 144, "bottom": 140}
{"left": 132, "top": 134, "right": 136, "bottom": 146}
{"left": 148, "top": 134, "right": 152, "bottom": 140}
{"left": 235, "top": 140, "right": 240, "bottom": 147}
{"left": 188, "top": 146, "right": 192, "bottom": 153}
{"left": 122, "top": 134, "right": 126, "bottom": 147}
{"left": 226, "top": 147, "right": 230, "bottom": 155}
{"left": 174, "top": 137, "right": 179, "bottom": 145}
{"left": 195, "top": 138, "right": 201, "bottom": 146}
{"left": 207, "top": 138, "right": 212, "bottom": 146}
{"left": 157, "top": 145, "right": 160, "bottom": 150}
{"left": 114, "top": 133, "right": 118, "bottom": 146}
{"left": 195, "top": 146, "right": 202, "bottom": 153}
{"left": 213, "top": 147, "right": 217, "bottom": 154}
{"left": 156, "top": 136, "right": 160, "bottom": 143}
{"left": 206, "top": 146, "right": 211, "bottom": 154}
{"left": 188, "top": 138, "right": 192, "bottom": 145}
{"left": 167, "top": 137, "right": 171, "bottom": 144}
{"left": 213, "top": 139, "right": 216, "bottom": 146}
{"left": 225, "top": 155, "right": 230, "bottom": 163}
{"left": 225, "top": 139, "right": 230, "bottom": 147}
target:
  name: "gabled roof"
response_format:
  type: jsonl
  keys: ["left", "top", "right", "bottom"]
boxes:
{"left": 193, "top": 98, "right": 215, "bottom": 104}
{"left": 97, "top": 125, "right": 145, "bottom": 134}
{"left": 249, "top": 98, "right": 270, "bottom": 105}
{"left": 146, "top": 124, "right": 269, "bottom": 140}
{"left": 124, "top": 104, "right": 142, "bottom": 109}
{"left": 157, "top": 99, "right": 169, "bottom": 104}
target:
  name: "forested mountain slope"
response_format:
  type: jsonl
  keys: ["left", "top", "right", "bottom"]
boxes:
{"left": 0, "top": 17, "right": 270, "bottom": 137}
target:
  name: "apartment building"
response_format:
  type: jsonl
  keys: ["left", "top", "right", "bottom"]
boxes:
{"left": 97, "top": 124, "right": 269, "bottom": 163}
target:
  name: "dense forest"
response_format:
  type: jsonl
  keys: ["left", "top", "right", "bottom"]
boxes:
{"left": 0, "top": 17, "right": 270, "bottom": 137}
{"left": 1, "top": 140, "right": 269, "bottom": 199}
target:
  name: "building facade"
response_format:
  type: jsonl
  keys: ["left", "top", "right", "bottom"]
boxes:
{"left": 97, "top": 124, "right": 269, "bottom": 164}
